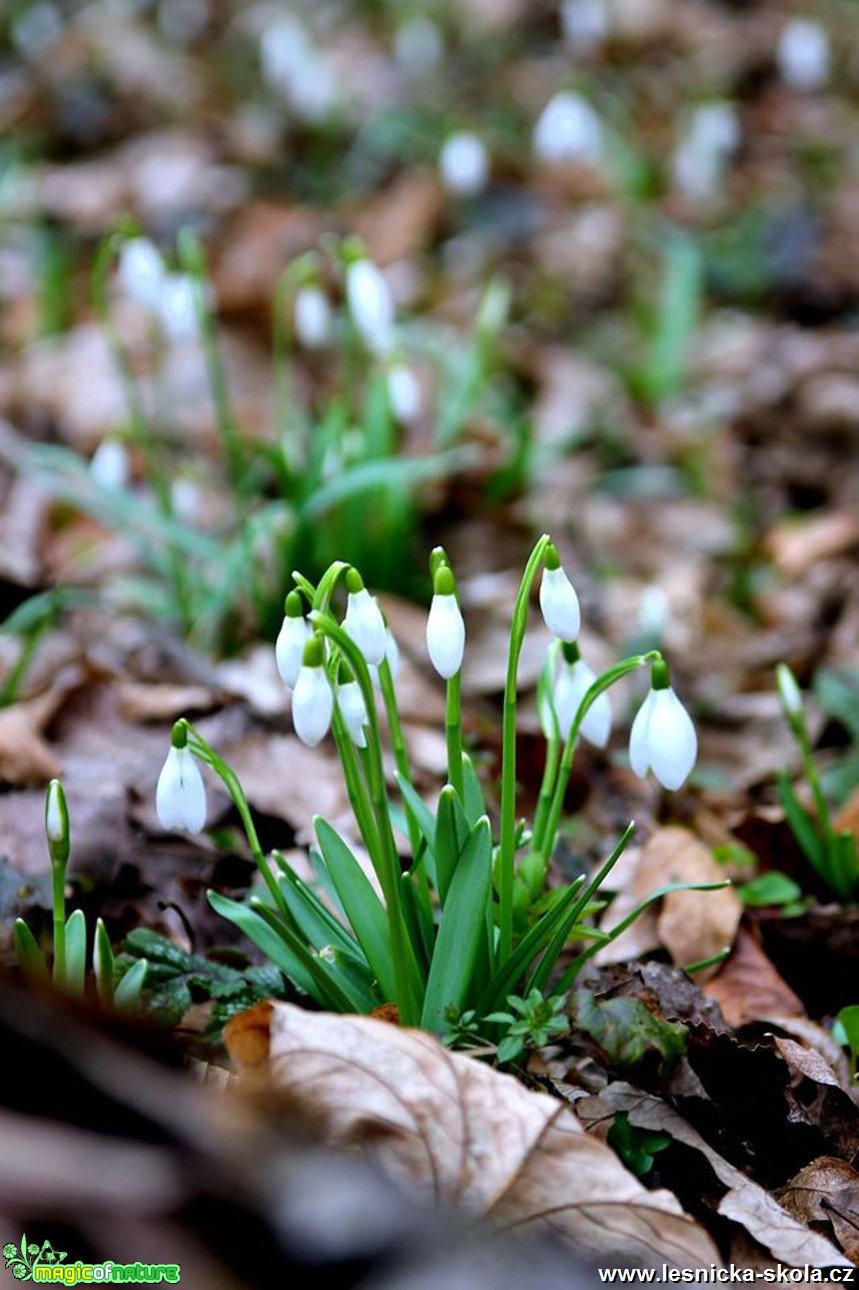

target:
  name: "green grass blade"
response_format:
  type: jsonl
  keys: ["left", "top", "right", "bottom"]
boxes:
{"left": 114, "top": 958, "right": 148, "bottom": 1011}
{"left": 93, "top": 918, "right": 115, "bottom": 1005}
{"left": 434, "top": 784, "right": 470, "bottom": 905}
{"left": 421, "top": 816, "right": 492, "bottom": 1033}
{"left": 477, "top": 876, "right": 586, "bottom": 1014}
{"left": 777, "top": 770, "right": 824, "bottom": 870}
{"left": 315, "top": 818, "right": 398, "bottom": 1001}
{"left": 63, "top": 909, "right": 87, "bottom": 998}
{"left": 13, "top": 919, "right": 49, "bottom": 982}
{"left": 461, "top": 752, "right": 486, "bottom": 827}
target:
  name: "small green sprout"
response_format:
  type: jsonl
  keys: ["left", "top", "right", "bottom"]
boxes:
{"left": 833, "top": 1005, "right": 859, "bottom": 1083}
{"left": 485, "top": 990, "right": 570, "bottom": 1066}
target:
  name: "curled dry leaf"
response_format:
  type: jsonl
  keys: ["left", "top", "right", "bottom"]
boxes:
{"left": 776, "top": 1158, "right": 859, "bottom": 1263}
{"left": 0, "top": 689, "right": 67, "bottom": 786}
{"left": 598, "top": 1083, "right": 846, "bottom": 1269}
{"left": 226, "top": 1001, "right": 719, "bottom": 1267}
{"left": 597, "top": 826, "right": 741, "bottom": 979}
{"left": 702, "top": 927, "right": 804, "bottom": 1028}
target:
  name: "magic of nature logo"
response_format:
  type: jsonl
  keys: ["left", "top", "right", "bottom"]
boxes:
{"left": 3, "top": 1236, "right": 180, "bottom": 1283}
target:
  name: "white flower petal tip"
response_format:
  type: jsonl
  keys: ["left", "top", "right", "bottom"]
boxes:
{"left": 344, "top": 587, "right": 387, "bottom": 666}
{"left": 629, "top": 687, "right": 697, "bottom": 791}
{"left": 294, "top": 285, "right": 331, "bottom": 349}
{"left": 539, "top": 565, "right": 581, "bottom": 642}
{"left": 439, "top": 131, "right": 489, "bottom": 198}
{"left": 337, "top": 680, "right": 369, "bottom": 748}
{"left": 275, "top": 614, "right": 311, "bottom": 689}
{"left": 346, "top": 258, "right": 395, "bottom": 355}
{"left": 427, "top": 593, "right": 465, "bottom": 679}
{"left": 292, "top": 665, "right": 334, "bottom": 747}
{"left": 553, "top": 659, "right": 611, "bottom": 748}
{"left": 156, "top": 746, "right": 206, "bottom": 834}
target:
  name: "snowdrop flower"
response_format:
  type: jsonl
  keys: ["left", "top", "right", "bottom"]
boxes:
{"left": 294, "top": 284, "right": 331, "bottom": 350}
{"left": 394, "top": 15, "right": 443, "bottom": 76}
{"left": 776, "top": 662, "right": 803, "bottom": 725}
{"left": 260, "top": 14, "right": 337, "bottom": 121}
{"left": 629, "top": 662, "right": 697, "bottom": 791}
{"left": 344, "top": 570, "right": 387, "bottom": 666}
{"left": 539, "top": 546, "right": 581, "bottom": 642}
{"left": 158, "top": 273, "right": 198, "bottom": 340}
{"left": 345, "top": 252, "right": 395, "bottom": 355}
{"left": 156, "top": 723, "right": 206, "bottom": 833}
{"left": 369, "top": 628, "right": 400, "bottom": 689}
{"left": 777, "top": 19, "right": 829, "bottom": 93}
{"left": 275, "top": 590, "right": 311, "bottom": 690}
{"left": 560, "top": 0, "right": 608, "bottom": 56}
{"left": 672, "top": 103, "right": 739, "bottom": 202}
{"left": 337, "top": 674, "right": 369, "bottom": 748}
{"left": 427, "top": 564, "right": 465, "bottom": 679}
{"left": 117, "top": 237, "right": 165, "bottom": 312}
{"left": 533, "top": 91, "right": 603, "bottom": 168}
{"left": 386, "top": 363, "right": 422, "bottom": 424}
{"left": 553, "top": 645, "right": 611, "bottom": 748}
{"left": 439, "top": 132, "right": 490, "bottom": 198}
{"left": 292, "top": 636, "right": 333, "bottom": 747}
{"left": 90, "top": 438, "right": 130, "bottom": 491}
{"left": 45, "top": 778, "right": 70, "bottom": 867}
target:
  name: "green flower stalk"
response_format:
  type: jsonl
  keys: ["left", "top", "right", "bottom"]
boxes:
{"left": 45, "top": 778, "right": 69, "bottom": 987}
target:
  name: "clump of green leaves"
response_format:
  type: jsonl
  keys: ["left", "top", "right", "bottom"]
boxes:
{"left": 117, "top": 929, "right": 288, "bottom": 1044}
{"left": 159, "top": 537, "right": 724, "bottom": 1051}
{"left": 608, "top": 1113, "right": 672, "bottom": 1179}
{"left": 485, "top": 989, "right": 570, "bottom": 1065}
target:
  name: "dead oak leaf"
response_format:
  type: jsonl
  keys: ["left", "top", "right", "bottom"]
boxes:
{"left": 598, "top": 827, "right": 741, "bottom": 979}
{"left": 776, "top": 1158, "right": 859, "bottom": 1263}
{"left": 227, "top": 1001, "right": 719, "bottom": 1267}
{"left": 702, "top": 927, "right": 804, "bottom": 1028}
{"left": 599, "top": 1083, "right": 845, "bottom": 1269}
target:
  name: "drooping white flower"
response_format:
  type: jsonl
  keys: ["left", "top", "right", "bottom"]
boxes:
{"left": 344, "top": 575, "right": 387, "bottom": 666}
{"left": 275, "top": 592, "right": 311, "bottom": 689}
{"left": 337, "top": 678, "right": 369, "bottom": 748}
{"left": 260, "top": 14, "right": 337, "bottom": 121}
{"left": 156, "top": 739, "right": 206, "bottom": 833}
{"left": 533, "top": 91, "right": 603, "bottom": 167}
{"left": 369, "top": 628, "right": 400, "bottom": 689}
{"left": 386, "top": 363, "right": 422, "bottom": 424}
{"left": 90, "top": 438, "right": 131, "bottom": 491}
{"left": 439, "top": 131, "right": 489, "bottom": 198}
{"left": 427, "top": 565, "right": 465, "bottom": 679}
{"left": 629, "top": 673, "right": 697, "bottom": 791}
{"left": 560, "top": 0, "right": 608, "bottom": 55}
{"left": 117, "top": 237, "right": 166, "bottom": 312}
{"left": 294, "top": 284, "right": 331, "bottom": 349}
{"left": 672, "top": 102, "right": 740, "bottom": 202}
{"left": 158, "top": 273, "right": 198, "bottom": 339}
{"left": 554, "top": 655, "right": 611, "bottom": 748}
{"left": 292, "top": 638, "right": 333, "bottom": 747}
{"left": 539, "top": 555, "right": 581, "bottom": 642}
{"left": 777, "top": 18, "right": 829, "bottom": 92}
{"left": 345, "top": 256, "right": 395, "bottom": 355}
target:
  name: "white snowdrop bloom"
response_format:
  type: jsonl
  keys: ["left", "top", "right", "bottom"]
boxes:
{"left": 337, "top": 678, "right": 369, "bottom": 748}
{"left": 294, "top": 285, "right": 331, "bottom": 349}
{"left": 439, "top": 132, "right": 490, "bottom": 198}
{"left": 90, "top": 438, "right": 130, "bottom": 491}
{"left": 344, "top": 582, "right": 387, "bottom": 666}
{"left": 560, "top": 0, "right": 608, "bottom": 55}
{"left": 117, "top": 237, "right": 165, "bottom": 312}
{"left": 629, "top": 681, "right": 697, "bottom": 791}
{"left": 427, "top": 578, "right": 465, "bottom": 679}
{"left": 386, "top": 363, "right": 422, "bottom": 424}
{"left": 533, "top": 91, "right": 603, "bottom": 167}
{"left": 158, "top": 273, "right": 198, "bottom": 339}
{"left": 777, "top": 19, "right": 830, "bottom": 92}
{"left": 292, "top": 649, "right": 334, "bottom": 747}
{"left": 259, "top": 14, "right": 336, "bottom": 120}
{"left": 170, "top": 477, "right": 202, "bottom": 522}
{"left": 346, "top": 257, "right": 395, "bottom": 355}
{"left": 673, "top": 103, "right": 739, "bottom": 202}
{"left": 539, "top": 561, "right": 581, "bottom": 642}
{"left": 156, "top": 743, "right": 206, "bottom": 833}
{"left": 45, "top": 778, "right": 67, "bottom": 846}
{"left": 554, "top": 657, "right": 611, "bottom": 748}
{"left": 276, "top": 598, "right": 311, "bottom": 690}
{"left": 776, "top": 662, "right": 803, "bottom": 719}
{"left": 369, "top": 629, "right": 400, "bottom": 689}
{"left": 394, "top": 15, "right": 443, "bottom": 75}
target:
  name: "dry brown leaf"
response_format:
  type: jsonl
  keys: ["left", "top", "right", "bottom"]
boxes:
{"left": 227, "top": 1001, "right": 720, "bottom": 1267}
{"left": 353, "top": 170, "right": 445, "bottom": 265}
{"left": 598, "top": 827, "right": 741, "bottom": 979}
{"left": 703, "top": 927, "right": 804, "bottom": 1027}
{"left": 0, "top": 688, "right": 66, "bottom": 786}
{"left": 599, "top": 1083, "right": 845, "bottom": 1268}
{"left": 765, "top": 511, "right": 859, "bottom": 578}
{"left": 776, "top": 1158, "right": 859, "bottom": 1263}
{"left": 222, "top": 732, "right": 354, "bottom": 844}
{"left": 117, "top": 682, "right": 217, "bottom": 724}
